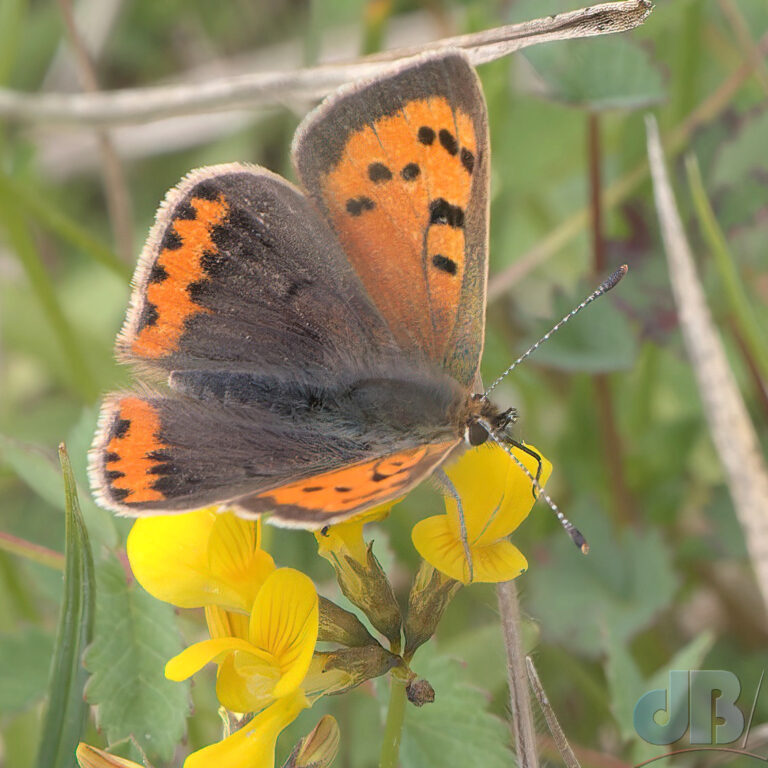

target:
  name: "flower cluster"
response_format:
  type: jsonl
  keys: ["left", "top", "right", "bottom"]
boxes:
{"left": 78, "top": 442, "right": 550, "bottom": 767}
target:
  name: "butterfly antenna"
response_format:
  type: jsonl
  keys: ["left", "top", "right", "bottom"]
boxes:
{"left": 483, "top": 264, "right": 628, "bottom": 399}
{"left": 490, "top": 433, "right": 589, "bottom": 554}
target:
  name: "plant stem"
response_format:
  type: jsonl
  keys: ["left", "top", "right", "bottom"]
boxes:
{"left": 379, "top": 675, "right": 408, "bottom": 768}
{"left": 497, "top": 580, "right": 539, "bottom": 768}
{"left": 587, "top": 112, "right": 637, "bottom": 527}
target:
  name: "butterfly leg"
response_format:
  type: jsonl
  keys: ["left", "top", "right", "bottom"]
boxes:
{"left": 434, "top": 468, "right": 474, "bottom": 583}
{"left": 504, "top": 439, "right": 543, "bottom": 501}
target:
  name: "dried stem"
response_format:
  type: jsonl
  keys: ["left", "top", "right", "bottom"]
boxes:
{"left": 0, "top": 2, "right": 652, "bottom": 126}
{"left": 497, "top": 580, "right": 539, "bottom": 768}
{"left": 645, "top": 114, "right": 768, "bottom": 613}
{"left": 56, "top": 0, "right": 134, "bottom": 262}
{"left": 526, "top": 656, "right": 581, "bottom": 768}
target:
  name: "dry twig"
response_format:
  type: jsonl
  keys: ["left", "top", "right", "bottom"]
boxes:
{"left": 498, "top": 581, "right": 539, "bottom": 768}
{"left": 645, "top": 115, "right": 768, "bottom": 613}
{"left": 0, "top": 1, "right": 652, "bottom": 127}
{"left": 526, "top": 656, "right": 581, "bottom": 768}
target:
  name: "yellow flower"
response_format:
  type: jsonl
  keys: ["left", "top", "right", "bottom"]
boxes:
{"left": 184, "top": 689, "right": 307, "bottom": 768}
{"left": 127, "top": 508, "right": 274, "bottom": 612}
{"left": 166, "top": 568, "right": 319, "bottom": 714}
{"left": 411, "top": 443, "right": 552, "bottom": 584}
{"left": 313, "top": 501, "right": 403, "bottom": 645}
{"left": 313, "top": 501, "right": 393, "bottom": 565}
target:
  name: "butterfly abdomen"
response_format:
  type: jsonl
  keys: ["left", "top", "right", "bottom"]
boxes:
{"left": 171, "top": 368, "right": 464, "bottom": 443}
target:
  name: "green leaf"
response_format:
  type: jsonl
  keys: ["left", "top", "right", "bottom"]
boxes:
{"left": 524, "top": 36, "right": 666, "bottom": 111}
{"left": 0, "top": 627, "right": 55, "bottom": 713}
{"left": 712, "top": 109, "right": 768, "bottom": 188}
{"left": 526, "top": 294, "right": 637, "bottom": 373}
{"left": 35, "top": 444, "right": 96, "bottom": 768}
{"left": 438, "top": 620, "right": 539, "bottom": 696}
{"left": 0, "top": 434, "right": 118, "bottom": 548}
{"left": 604, "top": 627, "right": 714, "bottom": 764}
{"left": 400, "top": 654, "right": 513, "bottom": 768}
{"left": 84, "top": 555, "right": 190, "bottom": 761}
{"left": 711, "top": 109, "right": 768, "bottom": 229}
{"left": 525, "top": 501, "right": 679, "bottom": 657}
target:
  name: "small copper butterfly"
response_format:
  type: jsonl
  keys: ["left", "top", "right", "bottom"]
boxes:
{"left": 89, "top": 50, "right": 514, "bottom": 527}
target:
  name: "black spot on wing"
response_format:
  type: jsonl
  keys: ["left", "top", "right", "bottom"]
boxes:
{"left": 335, "top": 486, "right": 352, "bottom": 493}
{"left": 438, "top": 129, "right": 458, "bottom": 156}
{"left": 368, "top": 163, "right": 392, "bottom": 183}
{"left": 111, "top": 418, "right": 130, "bottom": 440}
{"left": 372, "top": 471, "right": 387, "bottom": 482}
{"left": 111, "top": 487, "right": 131, "bottom": 502}
{"left": 174, "top": 201, "right": 196, "bottom": 220}
{"left": 401, "top": 163, "right": 420, "bottom": 181}
{"left": 432, "top": 254, "right": 457, "bottom": 275}
{"left": 200, "top": 250, "right": 233, "bottom": 277}
{"left": 160, "top": 229, "right": 182, "bottom": 251}
{"left": 137, "top": 302, "right": 159, "bottom": 331}
{"left": 192, "top": 182, "right": 221, "bottom": 201}
{"left": 429, "top": 198, "right": 465, "bottom": 228}
{"left": 461, "top": 148, "right": 475, "bottom": 175}
{"left": 188, "top": 280, "right": 212, "bottom": 305}
{"left": 346, "top": 197, "right": 375, "bottom": 216}
{"left": 303, "top": 486, "right": 323, "bottom": 493}
{"left": 418, "top": 126, "right": 435, "bottom": 145}
{"left": 104, "top": 451, "right": 120, "bottom": 463}
{"left": 149, "top": 263, "right": 168, "bottom": 283}
{"left": 105, "top": 470, "right": 124, "bottom": 481}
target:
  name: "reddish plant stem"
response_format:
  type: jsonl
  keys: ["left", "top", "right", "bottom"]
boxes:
{"left": 587, "top": 113, "right": 637, "bottom": 527}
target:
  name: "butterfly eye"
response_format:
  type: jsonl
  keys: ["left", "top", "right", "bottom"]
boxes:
{"left": 466, "top": 421, "right": 489, "bottom": 447}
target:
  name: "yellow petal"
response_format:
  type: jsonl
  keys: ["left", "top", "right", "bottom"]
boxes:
{"left": 216, "top": 652, "right": 280, "bottom": 713}
{"left": 248, "top": 568, "right": 319, "bottom": 699}
{"left": 205, "top": 605, "right": 250, "bottom": 641}
{"left": 314, "top": 500, "right": 394, "bottom": 563}
{"left": 184, "top": 690, "right": 308, "bottom": 768}
{"left": 127, "top": 509, "right": 274, "bottom": 612}
{"left": 165, "top": 637, "right": 263, "bottom": 681}
{"left": 443, "top": 443, "right": 552, "bottom": 544}
{"left": 208, "top": 512, "right": 276, "bottom": 607}
{"left": 470, "top": 540, "right": 529, "bottom": 583}
{"left": 411, "top": 515, "right": 473, "bottom": 583}
{"left": 76, "top": 744, "right": 143, "bottom": 768}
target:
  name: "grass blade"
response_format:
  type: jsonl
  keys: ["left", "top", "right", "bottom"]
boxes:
{"left": 35, "top": 444, "right": 96, "bottom": 768}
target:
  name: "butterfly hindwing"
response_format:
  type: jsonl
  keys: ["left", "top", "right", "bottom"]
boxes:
{"left": 293, "top": 50, "right": 489, "bottom": 387}
{"left": 90, "top": 387, "right": 459, "bottom": 524}
{"left": 236, "top": 442, "right": 457, "bottom": 526}
{"left": 119, "top": 163, "right": 395, "bottom": 378}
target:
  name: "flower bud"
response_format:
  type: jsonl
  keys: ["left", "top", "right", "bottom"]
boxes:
{"left": 76, "top": 744, "right": 143, "bottom": 768}
{"left": 282, "top": 715, "right": 340, "bottom": 768}
{"left": 323, "top": 543, "right": 402, "bottom": 646}
{"left": 304, "top": 646, "right": 401, "bottom": 698}
{"left": 404, "top": 560, "right": 461, "bottom": 657}
{"left": 318, "top": 596, "right": 376, "bottom": 647}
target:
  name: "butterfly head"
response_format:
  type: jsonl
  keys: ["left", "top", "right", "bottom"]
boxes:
{"left": 464, "top": 394, "right": 515, "bottom": 447}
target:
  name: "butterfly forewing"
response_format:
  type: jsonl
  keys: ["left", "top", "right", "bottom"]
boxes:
{"left": 293, "top": 50, "right": 489, "bottom": 387}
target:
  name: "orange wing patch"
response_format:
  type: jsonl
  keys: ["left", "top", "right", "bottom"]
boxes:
{"left": 98, "top": 397, "right": 169, "bottom": 506}
{"left": 125, "top": 193, "right": 229, "bottom": 360}
{"left": 254, "top": 441, "right": 456, "bottom": 519}
{"left": 320, "top": 98, "right": 476, "bottom": 361}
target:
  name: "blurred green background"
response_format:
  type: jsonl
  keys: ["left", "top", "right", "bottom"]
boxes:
{"left": 1, "top": 0, "right": 767, "bottom": 766}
